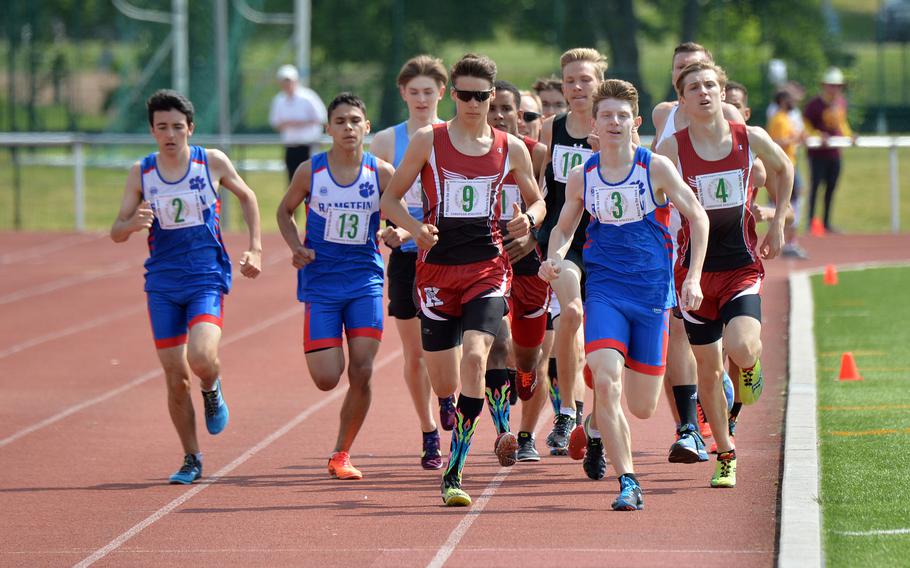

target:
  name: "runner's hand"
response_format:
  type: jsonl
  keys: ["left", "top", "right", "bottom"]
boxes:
{"left": 678, "top": 276, "right": 703, "bottom": 312}
{"left": 504, "top": 232, "right": 535, "bottom": 265}
{"left": 506, "top": 204, "right": 530, "bottom": 237}
{"left": 587, "top": 133, "right": 600, "bottom": 152}
{"left": 292, "top": 245, "right": 316, "bottom": 268}
{"left": 380, "top": 226, "right": 411, "bottom": 248}
{"left": 131, "top": 201, "right": 154, "bottom": 232}
{"left": 414, "top": 224, "right": 439, "bottom": 250}
{"left": 238, "top": 249, "right": 262, "bottom": 278}
{"left": 538, "top": 259, "right": 561, "bottom": 282}
{"left": 760, "top": 221, "right": 785, "bottom": 259}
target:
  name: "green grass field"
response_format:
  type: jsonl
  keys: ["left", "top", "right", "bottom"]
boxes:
{"left": 814, "top": 266, "right": 910, "bottom": 567}
{"left": 2, "top": 145, "right": 908, "bottom": 234}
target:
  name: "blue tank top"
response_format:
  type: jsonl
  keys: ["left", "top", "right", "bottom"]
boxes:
{"left": 582, "top": 146, "right": 675, "bottom": 309}
{"left": 298, "top": 151, "right": 385, "bottom": 302}
{"left": 140, "top": 146, "right": 231, "bottom": 294}
{"left": 393, "top": 121, "right": 433, "bottom": 253}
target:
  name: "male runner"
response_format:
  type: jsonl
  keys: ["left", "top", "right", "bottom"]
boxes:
{"left": 277, "top": 93, "right": 394, "bottom": 480}
{"left": 540, "top": 79, "right": 708, "bottom": 510}
{"left": 111, "top": 89, "right": 262, "bottom": 484}
{"left": 657, "top": 61, "right": 794, "bottom": 487}
{"left": 371, "top": 55, "right": 451, "bottom": 470}
{"left": 518, "top": 91, "right": 544, "bottom": 141}
{"left": 381, "top": 54, "right": 545, "bottom": 506}
{"left": 538, "top": 48, "right": 607, "bottom": 455}
{"left": 532, "top": 76, "right": 568, "bottom": 119}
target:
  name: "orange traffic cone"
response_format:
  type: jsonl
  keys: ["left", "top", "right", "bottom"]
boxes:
{"left": 823, "top": 264, "right": 838, "bottom": 285}
{"left": 838, "top": 352, "right": 863, "bottom": 381}
{"left": 810, "top": 217, "right": 826, "bottom": 237}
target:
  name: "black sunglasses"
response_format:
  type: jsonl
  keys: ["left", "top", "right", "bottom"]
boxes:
{"left": 453, "top": 88, "right": 494, "bottom": 102}
{"left": 521, "top": 110, "right": 541, "bottom": 122}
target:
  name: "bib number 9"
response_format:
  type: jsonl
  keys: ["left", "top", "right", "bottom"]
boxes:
{"left": 443, "top": 179, "right": 492, "bottom": 218}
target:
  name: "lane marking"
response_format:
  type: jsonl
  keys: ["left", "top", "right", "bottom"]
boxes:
{"left": 0, "top": 233, "right": 106, "bottom": 265}
{"left": 0, "top": 261, "right": 134, "bottom": 305}
{"left": 73, "top": 349, "right": 402, "bottom": 567}
{"left": 819, "top": 404, "right": 910, "bottom": 412}
{"left": 826, "top": 428, "right": 910, "bottom": 437}
{"left": 2, "top": 546, "right": 776, "bottom": 555}
{"left": 833, "top": 528, "right": 910, "bottom": 537}
{"left": 0, "top": 306, "right": 303, "bottom": 448}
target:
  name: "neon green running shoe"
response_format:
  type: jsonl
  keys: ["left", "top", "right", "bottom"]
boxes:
{"left": 441, "top": 482, "right": 472, "bottom": 507}
{"left": 710, "top": 452, "right": 737, "bottom": 488}
{"left": 738, "top": 359, "right": 764, "bottom": 405}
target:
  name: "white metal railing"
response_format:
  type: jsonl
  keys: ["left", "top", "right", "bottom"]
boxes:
{"left": 0, "top": 133, "right": 904, "bottom": 232}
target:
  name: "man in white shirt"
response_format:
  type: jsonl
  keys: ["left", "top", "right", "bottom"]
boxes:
{"left": 269, "top": 64, "right": 328, "bottom": 181}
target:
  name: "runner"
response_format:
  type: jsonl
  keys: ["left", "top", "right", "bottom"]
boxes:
{"left": 657, "top": 61, "right": 794, "bottom": 487}
{"left": 110, "top": 89, "right": 262, "bottom": 484}
{"left": 518, "top": 90, "right": 544, "bottom": 141}
{"left": 538, "top": 48, "right": 607, "bottom": 455}
{"left": 380, "top": 54, "right": 545, "bottom": 506}
{"left": 371, "top": 55, "right": 451, "bottom": 470}
{"left": 539, "top": 79, "right": 708, "bottom": 510}
{"left": 276, "top": 93, "right": 393, "bottom": 481}
{"left": 532, "top": 76, "right": 568, "bottom": 119}
{"left": 488, "top": 80, "right": 550, "bottom": 462}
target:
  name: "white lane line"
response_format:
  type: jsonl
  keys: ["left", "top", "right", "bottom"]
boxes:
{"left": 0, "top": 306, "right": 303, "bottom": 448}
{"left": 0, "top": 261, "right": 133, "bottom": 305}
{"left": 0, "top": 252, "right": 291, "bottom": 360}
{"left": 73, "top": 349, "right": 402, "bottom": 568}
{"left": 833, "top": 528, "right": 910, "bottom": 537}
{"left": 0, "top": 233, "right": 106, "bottom": 265}
{"left": 0, "top": 305, "right": 143, "bottom": 360}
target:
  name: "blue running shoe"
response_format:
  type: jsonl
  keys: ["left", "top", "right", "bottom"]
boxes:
{"left": 202, "top": 379, "right": 229, "bottom": 435}
{"left": 169, "top": 454, "right": 202, "bottom": 484}
{"left": 722, "top": 371, "right": 735, "bottom": 413}
{"left": 668, "top": 423, "right": 709, "bottom": 463}
{"left": 611, "top": 474, "right": 643, "bottom": 511}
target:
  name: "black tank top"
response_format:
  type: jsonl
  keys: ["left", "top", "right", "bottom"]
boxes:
{"left": 539, "top": 113, "right": 593, "bottom": 257}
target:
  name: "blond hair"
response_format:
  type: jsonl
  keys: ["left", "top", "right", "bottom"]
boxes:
{"left": 559, "top": 48, "right": 608, "bottom": 79}
{"left": 397, "top": 54, "right": 448, "bottom": 88}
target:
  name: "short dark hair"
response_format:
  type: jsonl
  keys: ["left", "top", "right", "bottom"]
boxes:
{"left": 725, "top": 80, "right": 748, "bottom": 99}
{"left": 398, "top": 54, "right": 448, "bottom": 88}
{"left": 532, "top": 76, "right": 562, "bottom": 94}
{"left": 146, "top": 89, "right": 194, "bottom": 126}
{"left": 327, "top": 92, "right": 367, "bottom": 120}
{"left": 593, "top": 79, "right": 639, "bottom": 117}
{"left": 675, "top": 61, "right": 727, "bottom": 97}
{"left": 673, "top": 42, "right": 714, "bottom": 62}
{"left": 493, "top": 80, "right": 521, "bottom": 107}
{"left": 451, "top": 53, "right": 497, "bottom": 86}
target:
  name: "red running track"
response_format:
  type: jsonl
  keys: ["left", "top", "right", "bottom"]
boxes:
{"left": 1, "top": 231, "right": 907, "bottom": 567}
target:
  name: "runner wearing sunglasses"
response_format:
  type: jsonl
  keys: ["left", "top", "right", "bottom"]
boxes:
{"left": 518, "top": 91, "right": 543, "bottom": 140}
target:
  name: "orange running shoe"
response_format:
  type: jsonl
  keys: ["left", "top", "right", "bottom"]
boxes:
{"left": 697, "top": 401, "right": 712, "bottom": 439}
{"left": 515, "top": 369, "right": 538, "bottom": 401}
{"left": 568, "top": 422, "right": 587, "bottom": 460}
{"left": 328, "top": 451, "right": 363, "bottom": 480}
{"left": 583, "top": 365, "right": 593, "bottom": 389}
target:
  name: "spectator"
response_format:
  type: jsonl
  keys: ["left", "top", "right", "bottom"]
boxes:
{"left": 768, "top": 89, "right": 808, "bottom": 258}
{"left": 269, "top": 64, "right": 328, "bottom": 182}
{"left": 803, "top": 67, "right": 852, "bottom": 233}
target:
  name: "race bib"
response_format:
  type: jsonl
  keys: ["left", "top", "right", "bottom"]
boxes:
{"left": 323, "top": 208, "right": 369, "bottom": 245}
{"left": 154, "top": 191, "right": 204, "bottom": 230}
{"left": 404, "top": 179, "right": 423, "bottom": 208}
{"left": 593, "top": 184, "right": 642, "bottom": 225}
{"left": 499, "top": 184, "right": 521, "bottom": 220}
{"left": 552, "top": 144, "right": 593, "bottom": 183}
{"left": 695, "top": 170, "right": 745, "bottom": 211}
{"left": 443, "top": 179, "right": 492, "bottom": 218}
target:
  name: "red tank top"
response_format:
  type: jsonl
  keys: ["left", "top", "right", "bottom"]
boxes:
{"left": 419, "top": 122, "right": 510, "bottom": 265}
{"left": 675, "top": 121, "right": 760, "bottom": 272}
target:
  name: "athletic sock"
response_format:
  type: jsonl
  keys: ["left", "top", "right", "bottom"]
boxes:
{"left": 547, "top": 358, "right": 560, "bottom": 414}
{"left": 672, "top": 385, "right": 699, "bottom": 430}
{"left": 588, "top": 424, "right": 602, "bottom": 439}
{"left": 506, "top": 368, "right": 518, "bottom": 406}
{"left": 620, "top": 472, "right": 638, "bottom": 485}
{"left": 575, "top": 400, "right": 584, "bottom": 425}
{"left": 559, "top": 406, "right": 575, "bottom": 418}
{"left": 484, "top": 369, "right": 511, "bottom": 435}
{"left": 202, "top": 378, "right": 220, "bottom": 393}
{"left": 193, "top": 452, "right": 203, "bottom": 463}
{"left": 730, "top": 402, "right": 743, "bottom": 421}
{"left": 423, "top": 428, "right": 439, "bottom": 438}
{"left": 443, "top": 394, "right": 484, "bottom": 488}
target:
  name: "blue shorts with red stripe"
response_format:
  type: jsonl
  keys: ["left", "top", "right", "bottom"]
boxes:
{"left": 583, "top": 292, "right": 670, "bottom": 376}
{"left": 147, "top": 288, "right": 224, "bottom": 349}
{"left": 304, "top": 294, "right": 383, "bottom": 353}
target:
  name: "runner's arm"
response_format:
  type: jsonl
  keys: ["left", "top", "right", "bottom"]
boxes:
{"left": 276, "top": 160, "right": 316, "bottom": 268}
{"left": 379, "top": 126, "right": 437, "bottom": 249}
{"left": 508, "top": 134, "right": 546, "bottom": 238}
{"left": 539, "top": 166, "right": 584, "bottom": 282}
{"left": 110, "top": 163, "right": 152, "bottom": 243}
{"left": 208, "top": 149, "right": 262, "bottom": 278}
{"left": 748, "top": 126, "right": 795, "bottom": 259}
{"left": 650, "top": 102, "right": 672, "bottom": 150}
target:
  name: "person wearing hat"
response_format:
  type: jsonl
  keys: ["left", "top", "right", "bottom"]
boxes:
{"left": 269, "top": 64, "right": 328, "bottom": 182}
{"left": 803, "top": 66, "right": 853, "bottom": 233}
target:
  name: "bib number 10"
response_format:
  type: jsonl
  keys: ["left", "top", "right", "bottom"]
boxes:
{"left": 561, "top": 152, "right": 583, "bottom": 178}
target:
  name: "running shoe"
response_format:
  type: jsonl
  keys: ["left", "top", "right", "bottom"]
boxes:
{"left": 201, "top": 379, "right": 229, "bottom": 435}
{"left": 722, "top": 371, "right": 735, "bottom": 412}
{"left": 439, "top": 396, "right": 457, "bottom": 431}
{"left": 568, "top": 415, "right": 589, "bottom": 460}
{"left": 169, "top": 454, "right": 202, "bottom": 485}
{"left": 328, "top": 451, "right": 363, "bottom": 480}
{"left": 516, "top": 432, "right": 540, "bottom": 462}
{"left": 782, "top": 243, "right": 809, "bottom": 259}
{"left": 546, "top": 413, "right": 575, "bottom": 455}
{"left": 668, "top": 423, "right": 708, "bottom": 463}
{"left": 581, "top": 417, "right": 606, "bottom": 480}
{"left": 442, "top": 481, "right": 472, "bottom": 507}
{"left": 611, "top": 474, "right": 643, "bottom": 511}
{"left": 739, "top": 360, "right": 764, "bottom": 405}
{"left": 421, "top": 431, "right": 443, "bottom": 470}
{"left": 711, "top": 451, "right": 737, "bottom": 488}
{"left": 494, "top": 432, "right": 518, "bottom": 467}
{"left": 696, "top": 400, "right": 712, "bottom": 439}
{"left": 515, "top": 369, "right": 538, "bottom": 401}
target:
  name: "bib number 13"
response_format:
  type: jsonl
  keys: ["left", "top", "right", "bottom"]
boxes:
{"left": 336, "top": 213, "right": 359, "bottom": 240}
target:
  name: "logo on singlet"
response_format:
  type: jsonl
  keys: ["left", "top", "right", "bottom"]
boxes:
{"left": 423, "top": 287, "right": 443, "bottom": 307}
{"left": 358, "top": 182, "right": 375, "bottom": 198}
